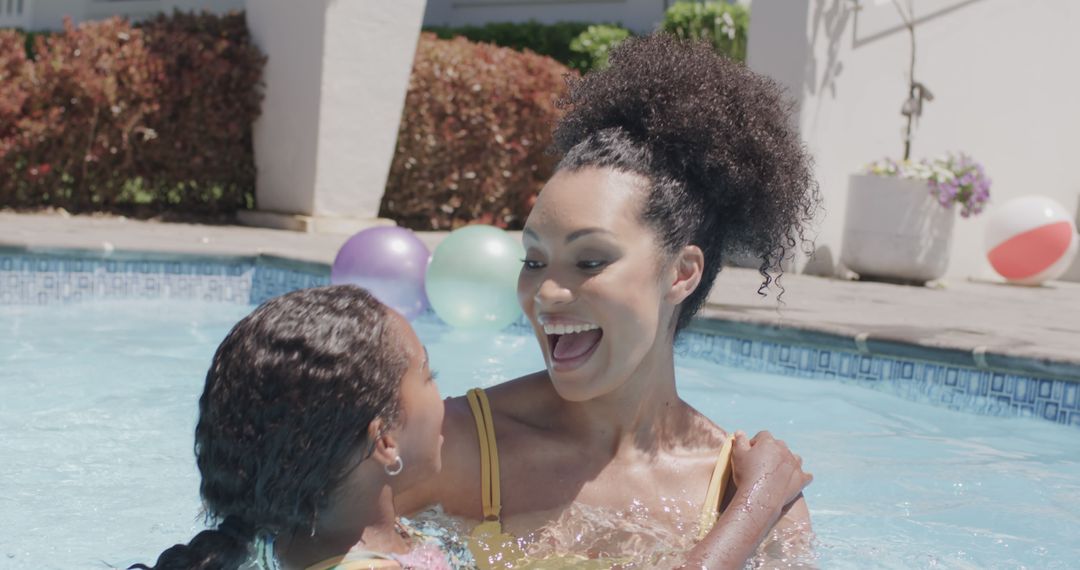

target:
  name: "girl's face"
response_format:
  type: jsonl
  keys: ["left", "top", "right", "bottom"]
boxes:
{"left": 518, "top": 167, "right": 681, "bottom": 401}
{"left": 387, "top": 312, "right": 444, "bottom": 487}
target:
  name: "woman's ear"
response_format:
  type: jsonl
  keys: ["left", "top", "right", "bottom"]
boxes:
{"left": 366, "top": 417, "right": 399, "bottom": 470}
{"left": 665, "top": 245, "right": 704, "bottom": 305}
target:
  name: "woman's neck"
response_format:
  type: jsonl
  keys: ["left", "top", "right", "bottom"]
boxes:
{"left": 554, "top": 331, "right": 693, "bottom": 458}
{"left": 275, "top": 471, "right": 406, "bottom": 569}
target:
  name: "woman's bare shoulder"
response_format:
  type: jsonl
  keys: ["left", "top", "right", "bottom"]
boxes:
{"left": 484, "top": 371, "right": 575, "bottom": 433}
{"left": 396, "top": 372, "right": 554, "bottom": 516}
{"left": 671, "top": 400, "right": 730, "bottom": 453}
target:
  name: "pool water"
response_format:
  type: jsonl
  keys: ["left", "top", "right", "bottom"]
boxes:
{"left": 2, "top": 301, "right": 1078, "bottom": 569}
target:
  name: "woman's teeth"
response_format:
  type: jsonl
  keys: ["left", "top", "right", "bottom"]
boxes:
{"left": 542, "top": 323, "right": 600, "bottom": 335}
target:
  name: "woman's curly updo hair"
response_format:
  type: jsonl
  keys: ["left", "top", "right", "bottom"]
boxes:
{"left": 553, "top": 33, "right": 819, "bottom": 330}
{"left": 132, "top": 286, "right": 411, "bottom": 570}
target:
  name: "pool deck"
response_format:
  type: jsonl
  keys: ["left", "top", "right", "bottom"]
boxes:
{"left": 3, "top": 211, "right": 1078, "bottom": 380}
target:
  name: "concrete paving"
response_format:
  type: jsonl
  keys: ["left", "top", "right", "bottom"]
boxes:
{"left": 3, "top": 211, "right": 1078, "bottom": 375}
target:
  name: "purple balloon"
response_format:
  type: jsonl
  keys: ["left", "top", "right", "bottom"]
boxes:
{"left": 331, "top": 227, "right": 431, "bottom": 320}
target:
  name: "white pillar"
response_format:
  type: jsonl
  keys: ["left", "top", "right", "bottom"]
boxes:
{"left": 241, "top": 0, "right": 426, "bottom": 234}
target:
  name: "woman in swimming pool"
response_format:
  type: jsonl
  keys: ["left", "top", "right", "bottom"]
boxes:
{"left": 132, "top": 286, "right": 461, "bottom": 570}
{"left": 398, "top": 34, "right": 820, "bottom": 568}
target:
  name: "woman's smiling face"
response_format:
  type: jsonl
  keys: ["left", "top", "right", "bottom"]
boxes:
{"left": 518, "top": 166, "right": 677, "bottom": 401}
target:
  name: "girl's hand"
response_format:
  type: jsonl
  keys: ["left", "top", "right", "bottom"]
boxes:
{"left": 679, "top": 432, "right": 813, "bottom": 569}
{"left": 731, "top": 430, "right": 812, "bottom": 514}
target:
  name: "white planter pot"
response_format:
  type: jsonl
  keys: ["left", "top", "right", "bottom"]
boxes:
{"left": 840, "top": 174, "right": 956, "bottom": 283}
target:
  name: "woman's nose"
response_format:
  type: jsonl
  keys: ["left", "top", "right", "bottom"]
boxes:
{"left": 535, "top": 276, "right": 573, "bottom": 306}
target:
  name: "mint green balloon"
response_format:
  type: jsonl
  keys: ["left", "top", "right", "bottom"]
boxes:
{"left": 425, "top": 225, "right": 524, "bottom": 330}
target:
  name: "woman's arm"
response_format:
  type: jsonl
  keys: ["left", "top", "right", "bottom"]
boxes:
{"left": 679, "top": 431, "right": 813, "bottom": 570}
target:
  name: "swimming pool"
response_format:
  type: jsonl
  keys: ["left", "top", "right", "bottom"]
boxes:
{"left": 2, "top": 251, "right": 1079, "bottom": 568}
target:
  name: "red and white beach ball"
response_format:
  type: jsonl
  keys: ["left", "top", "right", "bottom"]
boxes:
{"left": 984, "top": 196, "right": 1078, "bottom": 285}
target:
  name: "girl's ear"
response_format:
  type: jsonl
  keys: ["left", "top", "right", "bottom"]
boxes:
{"left": 366, "top": 417, "right": 399, "bottom": 470}
{"left": 665, "top": 245, "right": 704, "bottom": 305}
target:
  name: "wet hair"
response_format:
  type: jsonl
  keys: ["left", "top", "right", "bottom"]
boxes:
{"left": 131, "top": 285, "right": 411, "bottom": 570}
{"left": 553, "top": 34, "right": 820, "bottom": 330}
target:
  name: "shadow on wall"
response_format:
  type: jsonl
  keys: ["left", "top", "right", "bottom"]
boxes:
{"left": 802, "top": 0, "right": 993, "bottom": 131}
{"left": 850, "top": 0, "right": 991, "bottom": 48}
{"left": 747, "top": 0, "right": 813, "bottom": 127}
{"left": 806, "top": 0, "right": 850, "bottom": 102}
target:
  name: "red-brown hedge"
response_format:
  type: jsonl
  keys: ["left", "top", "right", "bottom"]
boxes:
{"left": 133, "top": 11, "right": 264, "bottom": 213}
{"left": 382, "top": 33, "right": 575, "bottom": 230}
{"left": 0, "top": 12, "right": 264, "bottom": 215}
{"left": 0, "top": 30, "right": 31, "bottom": 163}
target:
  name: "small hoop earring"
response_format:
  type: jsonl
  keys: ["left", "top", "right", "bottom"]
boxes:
{"left": 385, "top": 456, "right": 404, "bottom": 477}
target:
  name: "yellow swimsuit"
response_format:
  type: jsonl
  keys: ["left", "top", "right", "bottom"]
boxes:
{"left": 465, "top": 388, "right": 734, "bottom": 569}
{"left": 304, "top": 553, "right": 399, "bottom": 570}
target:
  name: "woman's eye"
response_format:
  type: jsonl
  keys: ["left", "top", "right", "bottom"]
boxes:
{"left": 577, "top": 260, "right": 607, "bottom": 271}
{"left": 521, "top": 259, "right": 546, "bottom": 270}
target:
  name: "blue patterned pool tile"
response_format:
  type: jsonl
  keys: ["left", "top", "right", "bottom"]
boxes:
{"left": 1038, "top": 379, "right": 1053, "bottom": 399}
{"left": 1062, "top": 384, "right": 1077, "bottom": 410}
{"left": 1052, "top": 380, "right": 1064, "bottom": 400}
{"left": 1014, "top": 377, "right": 1029, "bottom": 403}
{"left": 990, "top": 373, "right": 1006, "bottom": 394}
{"left": 0, "top": 255, "right": 259, "bottom": 304}
{"left": 250, "top": 265, "right": 330, "bottom": 305}
{"left": 835, "top": 353, "right": 850, "bottom": 378}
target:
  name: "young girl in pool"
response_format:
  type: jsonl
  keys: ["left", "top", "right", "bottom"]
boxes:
{"left": 398, "top": 34, "right": 819, "bottom": 568}
{"left": 131, "top": 286, "right": 464, "bottom": 570}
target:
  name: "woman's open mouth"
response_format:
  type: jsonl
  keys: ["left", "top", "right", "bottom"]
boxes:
{"left": 543, "top": 323, "right": 603, "bottom": 372}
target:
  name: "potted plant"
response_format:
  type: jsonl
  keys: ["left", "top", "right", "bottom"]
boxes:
{"left": 841, "top": 155, "right": 991, "bottom": 283}
{"left": 839, "top": 0, "right": 991, "bottom": 284}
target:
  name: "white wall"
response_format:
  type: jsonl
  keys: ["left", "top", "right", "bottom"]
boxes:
{"left": 244, "top": 0, "right": 324, "bottom": 216}
{"left": 27, "top": 0, "right": 244, "bottom": 30}
{"left": 748, "top": 0, "right": 1080, "bottom": 282}
{"left": 311, "top": 0, "right": 426, "bottom": 222}
{"left": 423, "top": 0, "right": 668, "bottom": 32}
{"left": 243, "top": 0, "right": 426, "bottom": 232}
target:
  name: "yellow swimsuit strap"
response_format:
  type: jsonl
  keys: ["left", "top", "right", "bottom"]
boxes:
{"left": 696, "top": 433, "right": 735, "bottom": 541}
{"left": 466, "top": 388, "right": 502, "bottom": 523}
{"left": 464, "top": 386, "right": 734, "bottom": 552}
{"left": 468, "top": 389, "right": 533, "bottom": 569}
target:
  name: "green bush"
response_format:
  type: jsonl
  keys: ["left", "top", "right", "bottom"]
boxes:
{"left": 381, "top": 34, "right": 574, "bottom": 230}
{"left": 0, "top": 12, "right": 264, "bottom": 216}
{"left": 423, "top": 20, "right": 601, "bottom": 71}
{"left": 661, "top": 1, "right": 749, "bottom": 62}
{"left": 569, "top": 24, "right": 632, "bottom": 70}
